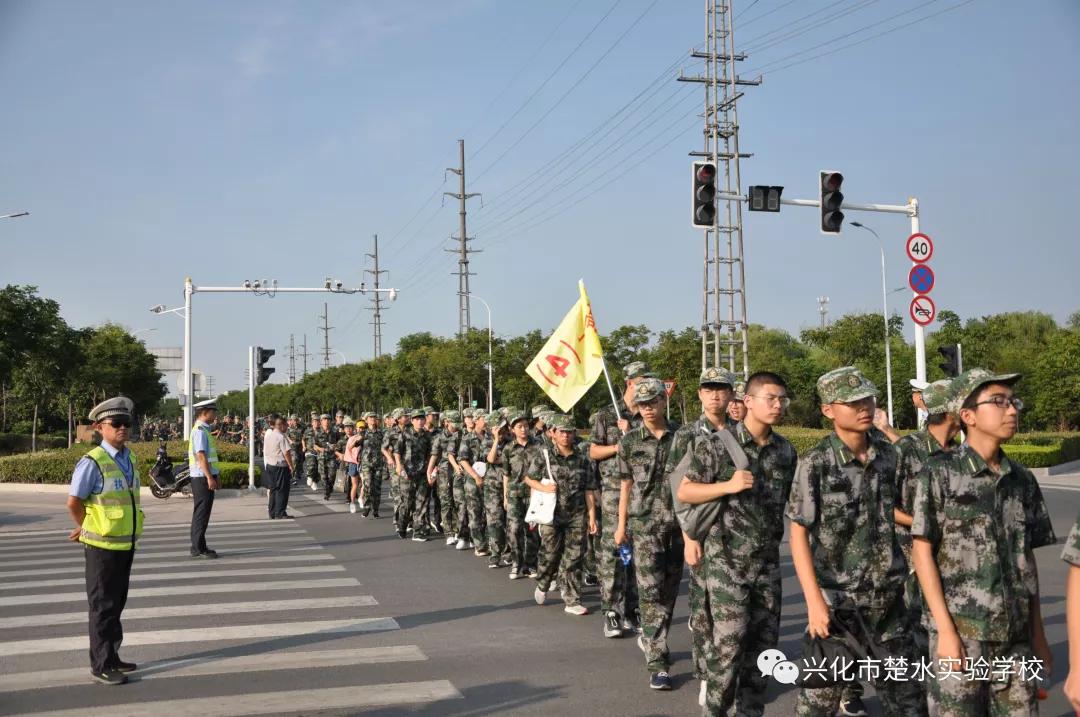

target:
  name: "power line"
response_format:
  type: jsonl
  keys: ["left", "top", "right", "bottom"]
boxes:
{"left": 734, "top": 0, "right": 762, "bottom": 20}
{"left": 743, "top": 0, "right": 886, "bottom": 54}
{"left": 472, "top": 0, "right": 663, "bottom": 183}
{"left": 739, "top": 0, "right": 800, "bottom": 28}
{"left": 461, "top": 0, "right": 587, "bottom": 141}
{"left": 739, "top": 0, "right": 856, "bottom": 47}
{"left": 470, "top": 0, "right": 624, "bottom": 160}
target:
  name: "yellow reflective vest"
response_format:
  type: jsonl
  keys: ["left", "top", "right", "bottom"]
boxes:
{"left": 80, "top": 445, "right": 143, "bottom": 551}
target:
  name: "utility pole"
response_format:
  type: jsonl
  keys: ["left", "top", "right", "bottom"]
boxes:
{"left": 301, "top": 334, "right": 311, "bottom": 378}
{"left": 317, "top": 303, "right": 333, "bottom": 369}
{"left": 445, "top": 139, "right": 481, "bottom": 337}
{"left": 287, "top": 334, "right": 297, "bottom": 384}
{"left": 365, "top": 234, "right": 388, "bottom": 358}
{"left": 817, "top": 296, "right": 830, "bottom": 328}
{"left": 680, "top": 0, "right": 758, "bottom": 376}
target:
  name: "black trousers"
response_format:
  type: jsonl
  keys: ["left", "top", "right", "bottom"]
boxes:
{"left": 266, "top": 464, "right": 291, "bottom": 518}
{"left": 84, "top": 545, "right": 135, "bottom": 672}
{"left": 190, "top": 475, "right": 216, "bottom": 553}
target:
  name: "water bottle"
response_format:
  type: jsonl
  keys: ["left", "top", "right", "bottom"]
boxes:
{"left": 618, "top": 543, "right": 632, "bottom": 566}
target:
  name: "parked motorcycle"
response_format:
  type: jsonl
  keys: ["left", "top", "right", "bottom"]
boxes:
{"left": 148, "top": 440, "right": 191, "bottom": 499}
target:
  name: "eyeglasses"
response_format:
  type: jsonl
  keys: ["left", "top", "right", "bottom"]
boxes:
{"left": 747, "top": 394, "right": 790, "bottom": 409}
{"left": 974, "top": 396, "right": 1024, "bottom": 411}
{"left": 104, "top": 418, "right": 131, "bottom": 428}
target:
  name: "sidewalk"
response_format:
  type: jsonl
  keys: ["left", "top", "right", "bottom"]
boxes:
{"left": 0, "top": 484, "right": 275, "bottom": 535}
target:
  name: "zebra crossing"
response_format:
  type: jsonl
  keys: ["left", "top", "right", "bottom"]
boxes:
{"left": 0, "top": 514, "right": 461, "bottom": 715}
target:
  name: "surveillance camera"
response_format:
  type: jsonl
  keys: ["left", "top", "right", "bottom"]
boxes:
{"left": 324, "top": 278, "right": 332, "bottom": 290}
{"left": 150, "top": 304, "right": 165, "bottom": 313}
{"left": 253, "top": 280, "right": 261, "bottom": 289}
{"left": 334, "top": 280, "right": 343, "bottom": 291}
{"left": 243, "top": 280, "right": 251, "bottom": 289}
{"left": 360, "top": 282, "right": 366, "bottom": 293}
{"left": 272, "top": 279, "right": 278, "bottom": 288}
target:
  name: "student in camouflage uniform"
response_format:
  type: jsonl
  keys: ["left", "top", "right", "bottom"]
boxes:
{"left": 424, "top": 408, "right": 441, "bottom": 529}
{"left": 494, "top": 411, "right": 542, "bottom": 579}
{"left": 892, "top": 378, "right": 960, "bottom": 662}
{"left": 455, "top": 411, "right": 490, "bottom": 556}
{"left": 285, "top": 415, "right": 304, "bottom": 486}
{"left": 302, "top": 413, "right": 319, "bottom": 489}
{"left": 664, "top": 365, "right": 737, "bottom": 694}
{"left": 675, "top": 371, "right": 797, "bottom": 714}
{"left": 359, "top": 412, "right": 383, "bottom": 518}
{"left": 590, "top": 361, "right": 653, "bottom": 638}
{"left": 1062, "top": 513, "right": 1080, "bottom": 711}
{"left": 527, "top": 413, "right": 598, "bottom": 616}
{"left": 316, "top": 414, "right": 340, "bottom": 501}
{"left": 411, "top": 406, "right": 437, "bottom": 532}
{"left": 382, "top": 409, "right": 406, "bottom": 529}
{"left": 726, "top": 381, "right": 747, "bottom": 423}
{"left": 448, "top": 410, "right": 474, "bottom": 550}
{"left": 787, "top": 367, "right": 927, "bottom": 717}
{"left": 430, "top": 411, "right": 461, "bottom": 543}
{"left": 484, "top": 410, "right": 512, "bottom": 568}
{"left": 910, "top": 368, "right": 1054, "bottom": 716}
{"left": 613, "top": 377, "right": 683, "bottom": 691}
{"left": 395, "top": 409, "right": 432, "bottom": 541}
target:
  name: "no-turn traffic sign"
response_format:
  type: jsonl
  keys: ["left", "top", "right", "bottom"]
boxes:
{"left": 910, "top": 295, "right": 936, "bottom": 326}
{"left": 909, "top": 265, "right": 935, "bottom": 294}
{"left": 906, "top": 233, "right": 933, "bottom": 263}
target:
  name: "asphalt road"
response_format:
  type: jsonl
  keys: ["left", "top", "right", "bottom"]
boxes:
{"left": 2, "top": 474, "right": 1079, "bottom": 716}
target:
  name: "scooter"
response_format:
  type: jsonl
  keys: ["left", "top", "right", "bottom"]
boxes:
{"left": 148, "top": 440, "right": 191, "bottom": 499}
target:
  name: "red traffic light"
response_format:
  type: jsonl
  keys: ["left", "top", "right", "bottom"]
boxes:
{"left": 821, "top": 172, "right": 843, "bottom": 192}
{"left": 696, "top": 164, "right": 716, "bottom": 183}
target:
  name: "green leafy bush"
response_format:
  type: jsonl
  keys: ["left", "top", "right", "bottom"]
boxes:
{"left": 0, "top": 433, "right": 68, "bottom": 456}
{"left": 1002, "top": 444, "right": 1062, "bottom": 468}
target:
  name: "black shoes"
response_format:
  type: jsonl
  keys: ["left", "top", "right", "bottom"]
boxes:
{"left": 113, "top": 660, "right": 137, "bottom": 673}
{"left": 190, "top": 549, "right": 218, "bottom": 559}
{"left": 90, "top": 669, "right": 127, "bottom": 685}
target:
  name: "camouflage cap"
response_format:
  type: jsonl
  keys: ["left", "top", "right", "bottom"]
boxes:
{"left": 921, "top": 379, "right": 953, "bottom": 415}
{"left": 390, "top": 408, "right": 405, "bottom": 419}
{"left": 548, "top": 413, "right": 576, "bottom": 431}
{"left": 287, "top": 414, "right": 298, "bottom": 420}
{"left": 623, "top": 361, "right": 656, "bottom": 380}
{"left": 508, "top": 410, "right": 530, "bottom": 427}
{"left": 473, "top": 411, "right": 489, "bottom": 424}
{"left": 487, "top": 411, "right": 505, "bottom": 426}
{"left": 632, "top": 377, "right": 666, "bottom": 404}
{"left": 310, "top": 411, "right": 318, "bottom": 418}
{"left": 530, "top": 404, "right": 551, "bottom": 418}
{"left": 817, "top": 367, "right": 878, "bottom": 404}
{"left": 948, "top": 368, "right": 1021, "bottom": 414}
{"left": 410, "top": 408, "right": 425, "bottom": 419}
{"left": 422, "top": 406, "right": 436, "bottom": 415}
{"left": 699, "top": 366, "right": 736, "bottom": 387}
{"left": 444, "top": 410, "right": 462, "bottom": 423}
{"left": 335, "top": 410, "right": 345, "bottom": 417}
{"left": 363, "top": 412, "right": 377, "bottom": 420}
{"left": 319, "top": 413, "right": 331, "bottom": 420}
{"left": 342, "top": 418, "right": 355, "bottom": 427}
{"left": 733, "top": 380, "right": 746, "bottom": 400}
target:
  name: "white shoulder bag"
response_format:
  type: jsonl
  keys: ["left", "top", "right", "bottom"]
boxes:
{"left": 524, "top": 449, "right": 557, "bottom": 526}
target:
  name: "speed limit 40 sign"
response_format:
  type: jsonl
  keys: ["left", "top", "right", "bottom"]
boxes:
{"left": 906, "top": 233, "right": 933, "bottom": 263}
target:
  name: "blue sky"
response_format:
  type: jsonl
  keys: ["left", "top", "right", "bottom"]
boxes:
{"left": 2, "top": 0, "right": 1078, "bottom": 394}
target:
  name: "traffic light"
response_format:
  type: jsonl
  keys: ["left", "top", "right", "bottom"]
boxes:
{"left": 692, "top": 161, "right": 717, "bottom": 228}
{"left": 256, "top": 347, "right": 275, "bottom": 386}
{"left": 819, "top": 170, "right": 844, "bottom": 234}
{"left": 748, "top": 185, "right": 783, "bottom": 212}
{"left": 938, "top": 344, "right": 961, "bottom": 377}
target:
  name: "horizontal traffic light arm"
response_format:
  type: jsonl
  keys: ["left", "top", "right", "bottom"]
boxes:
{"left": 715, "top": 192, "right": 915, "bottom": 216}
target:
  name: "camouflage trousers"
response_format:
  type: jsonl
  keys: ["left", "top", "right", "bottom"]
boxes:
{"left": 598, "top": 480, "right": 638, "bottom": 617}
{"left": 304, "top": 452, "right": 318, "bottom": 484}
{"left": 360, "top": 466, "right": 382, "bottom": 513}
{"left": 506, "top": 494, "right": 539, "bottom": 569}
{"left": 537, "top": 515, "right": 586, "bottom": 605}
{"left": 699, "top": 546, "right": 781, "bottom": 717}
{"left": 452, "top": 471, "right": 472, "bottom": 540}
{"left": 483, "top": 470, "right": 507, "bottom": 559}
{"left": 630, "top": 519, "right": 684, "bottom": 674}
{"left": 689, "top": 563, "right": 711, "bottom": 681}
{"left": 462, "top": 475, "right": 485, "bottom": 546}
{"left": 389, "top": 466, "right": 401, "bottom": 515}
{"left": 288, "top": 449, "right": 303, "bottom": 481}
{"left": 795, "top": 597, "right": 927, "bottom": 717}
{"left": 927, "top": 633, "right": 1036, "bottom": 717}
{"left": 436, "top": 464, "right": 457, "bottom": 535}
{"left": 397, "top": 473, "right": 424, "bottom": 532}
{"left": 412, "top": 473, "right": 433, "bottom": 537}
{"left": 318, "top": 455, "right": 338, "bottom": 499}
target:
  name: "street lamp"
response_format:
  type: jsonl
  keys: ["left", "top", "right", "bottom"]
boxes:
{"left": 850, "top": 221, "right": 894, "bottom": 425}
{"left": 1, "top": 211, "right": 29, "bottom": 220}
{"left": 460, "top": 292, "right": 493, "bottom": 413}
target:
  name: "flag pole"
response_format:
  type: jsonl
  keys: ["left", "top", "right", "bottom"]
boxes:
{"left": 600, "top": 355, "right": 622, "bottom": 421}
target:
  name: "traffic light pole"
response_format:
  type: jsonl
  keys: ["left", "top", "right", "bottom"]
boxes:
{"left": 719, "top": 192, "right": 928, "bottom": 388}
{"left": 248, "top": 345, "right": 256, "bottom": 490}
{"left": 175, "top": 279, "right": 399, "bottom": 440}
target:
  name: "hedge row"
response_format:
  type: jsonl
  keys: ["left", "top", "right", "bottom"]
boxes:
{"left": 0, "top": 440, "right": 254, "bottom": 485}
{"left": 0, "top": 433, "right": 68, "bottom": 456}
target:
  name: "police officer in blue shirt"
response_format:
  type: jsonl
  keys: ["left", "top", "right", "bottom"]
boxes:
{"left": 65, "top": 396, "right": 144, "bottom": 685}
{"left": 189, "top": 398, "right": 220, "bottom": 559}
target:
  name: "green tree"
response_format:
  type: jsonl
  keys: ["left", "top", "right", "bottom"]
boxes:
{"left": 1029, "top": 327, "right": 1080, "bottom": 430}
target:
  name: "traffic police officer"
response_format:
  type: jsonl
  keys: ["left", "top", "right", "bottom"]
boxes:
{"left": 188, "top": 398, "right": 220, "bottom": 559}
{"left": 66, "top": 396, "right": 144, "bottom": 685}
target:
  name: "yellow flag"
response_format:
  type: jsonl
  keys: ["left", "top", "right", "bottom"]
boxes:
{"left": 526, "top": 280, "right": 605, "bottom": 412}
